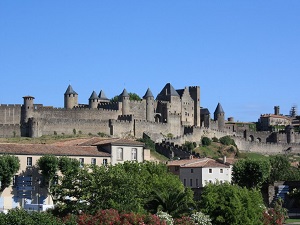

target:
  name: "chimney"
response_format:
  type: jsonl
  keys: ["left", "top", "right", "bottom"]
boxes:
{"left": 223, "top": 155, "right": 227, "bottom": 164}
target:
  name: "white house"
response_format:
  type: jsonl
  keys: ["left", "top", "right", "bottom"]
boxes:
{"left": 167, "top": 157, "right": 232, "bottom": 188}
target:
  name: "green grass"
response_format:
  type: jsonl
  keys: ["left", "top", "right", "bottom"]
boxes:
{"left": 285, "top": 218, "right": 300, "bottom": 223}
{"left": 150, "top": 150, "right": 169, "bottom": 162}
{"left": 238, "top": 152, "right": 268, "bottom": 160}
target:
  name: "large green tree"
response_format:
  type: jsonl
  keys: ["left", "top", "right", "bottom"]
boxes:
{"left": 232, "top": 158, "right": 271, "bottom": 189}
{"left": 199, "top": 182, "right": 264, "bottom": 225}
{"left": 0, "top": 155, "right": 20, "bottom": 192}
{"left": 51, "top": 161, "right": 193, "bottom": 216}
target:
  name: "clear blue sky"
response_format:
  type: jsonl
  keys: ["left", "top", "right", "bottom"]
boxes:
{"left": 1, "top": 1, "right": 299, "bottom": 122}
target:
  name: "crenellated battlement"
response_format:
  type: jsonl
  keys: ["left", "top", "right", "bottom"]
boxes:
{"left": 0, "top": 104, "right": 22, "bottom": 108}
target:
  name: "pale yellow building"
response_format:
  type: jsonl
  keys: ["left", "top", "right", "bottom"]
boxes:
{"left": 0, "top": 138, "right": 145, "bottom": 211}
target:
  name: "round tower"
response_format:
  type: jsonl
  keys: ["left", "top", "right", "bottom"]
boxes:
{"left": 119, "top": 88, "right": 129, "bottom": 115}
{"left": 143, "top": 88, "right": 154, "bottom": 121}
{"left": 22, "top": 96, "right": 35, "bottom": 123}
{"left": 89, "top": 91, "right": 99, "bottom": 109}
{"left": 214, "top": 103, "right": 225, "bottom": 131}
{"left": 286, "top": 125, "right": 295, "bottom": 144}
{"left": 64, "top": 85, "right": 78, "bottom": 109}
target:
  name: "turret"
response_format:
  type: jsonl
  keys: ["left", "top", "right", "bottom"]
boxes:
{"left": 189, "top": 86, "right": 201, "bottom": 127}
{"left": 286, "top": 125, "right": 295, "bottom": 144}
{"left": 89, "top": 91, "right": 99, "bottom": 109}
{"left": 64, "top": 85, "right": 78, "bottom": 109}
{"left": 22, "top": 96, "right": 35, "bottom": 123}
{"left": 214, "top": 103, "right": 225, "bottom": 131}
{"left": 98, "top": 90, "right": 110, "bottom": 103}
{"left": 119, "top": 89, "right": 129, "bottom": 115}
{"left": 274, "top": 106, "right": 280, "bottom": 115}
{"left": 143, "top": 88, "right": 154, "bottom": 121}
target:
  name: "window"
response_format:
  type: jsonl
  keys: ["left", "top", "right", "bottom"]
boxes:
{"left": 220, "top": 169, "right": 223, "bottom": 173}
{"left": 183, "top": 179, "right": 186, "bottom": 186}
{"left": 103, "top": 159, "right": 108, "bottom": 166}
{"left": 117, "top": 148, "right": 123, "bottom": 161}
{"left": 131, "top": 148, "right": 137, "bottom": 160}
{"left": 175, "top": 166, "right": 179, "bottom": 171}
{"left": 27, "top": 157, "right": 32, "bottom": 166}
{"left": 79, "top": 158, "right": 84, "bottom": 167}
{"left": 191, "top": 169, "right": 194, "bottom": 173}
{"left": 209, "top": 168, "right": 212, "bottom": 173}
{"left": 190, "top": 179, "right": 193, "bottom": 187}
{"left": 91, "top": 158, "right": 96, "bottom": 165}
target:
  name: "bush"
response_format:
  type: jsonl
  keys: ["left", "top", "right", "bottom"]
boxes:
{"left": 201, "top": 137, "right": 212, "bottom": 146}
{"left": 219, "top": 136, "right": 236, "bottom": 146}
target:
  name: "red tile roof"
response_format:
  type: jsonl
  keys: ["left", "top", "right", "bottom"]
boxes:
{"left": 0, "top": 143, "right": 110, "bottom": 157}
{"left": 167, "top": 158, "right": 230, "bottom": 168}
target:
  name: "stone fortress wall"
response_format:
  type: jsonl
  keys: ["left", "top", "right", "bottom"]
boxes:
{"left": 0, "top": 83, "right": 300, "bottom": 155}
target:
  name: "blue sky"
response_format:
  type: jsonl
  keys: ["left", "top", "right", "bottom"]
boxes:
{"left": 0, "top": 1, "right": 299, "bottom": 122}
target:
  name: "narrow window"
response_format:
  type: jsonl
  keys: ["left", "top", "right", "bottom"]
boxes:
{"left": 184, "top": 179, "right": 186, "bottom": 186}
{"left": 117, "top": 148, "right": 123, "bottom": 161}
{"left": 91, "top": 158, "right": 96, "bottom": 165}
{"left": 220, "top": 169, "right": 223, "bottom": 173}
{"left": 27, "top": 157, "right": 32, "bottom": 166}
{"left": 209, "top": 168, "right": 212, "bottom": 173}
{"left": 79, "top": 158, "right": 84, "bottom": 167}
{"left": 131, "top": 148, "right": 137, "bottom": 160}
{"left": 190, "top": 179, "right": 193, "bottom": 187}
{"left": 191, "top": 169, "right": 193, "bottom": 173}
{"left": 103, "top": 159, "right": 108, "bottom": 166}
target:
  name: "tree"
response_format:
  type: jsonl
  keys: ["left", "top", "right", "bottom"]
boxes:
{"left": 182, "top": 141, "right": 194, "bottom": 152}
{"left": 269, "top": 155, "right": 294, "bottom": 183}
{"left": 110, "top": 92, "right": 141, "bottom": 102}
{"left": 0, "top": 155, "right": 20, "bottom": 193}
{"left": 201, "top": 137, "right": 212, "bottom": 146}
{"left": 219, "top": 136, "right": 236, "bottom": 146}
{"left": 199, "top": 182, "right": 264, "bottom": 225}
{"left": 232, "top": 158, "right": 271, "bottom": 189}
{"left": 36, "top": 155, "right": 59, "bottom": 201}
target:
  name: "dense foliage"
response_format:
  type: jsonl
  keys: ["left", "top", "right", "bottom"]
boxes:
{"left": 201, "top": 137, "right": 211, "bottom": 146}
{"left": 232, "top": 158, "right": 271, "bottom": 188}
{"left": 0, "top": 154, "right": 20, "bottom": 192}
{"left": 48, "top": 160, "right": 193, "bottom": 217}
{"left": 219, "top": 136, "right": 236, "bottom": 146}
{"left": 199, "top": 182, "right": 265, "bottom": 225}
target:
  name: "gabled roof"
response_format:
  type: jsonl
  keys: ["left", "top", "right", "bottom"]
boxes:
{"left": 89, "top": 91, "right": 99, "bottom": 100}
{"left": 92, "top": 138, "right": 145, "bottom": 147}
{"left": 0, "top": 143, "right": 110, "bottom": 157}
{"left": 64, "top": 85, "right": 78, "bottom": 95}
{"left": 119, "top": 88, "right": 129, "bottom": 98}
{"left": 143, "top": 88, "right": 154, "bottom": 99}
{"left": 156, "top": 83, "right": 179, "bottom": 100}
{"left": 214, "top": 103, "right": 224, "bottom": 114}
{"left": 200, "top": 108, "right": 210, "bottom": 115}
{"left": 98, "top": 90, "right": 109, "bottom": 100}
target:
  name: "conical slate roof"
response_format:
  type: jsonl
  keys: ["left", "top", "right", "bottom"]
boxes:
{"left": 119, "top": 88, "right": 129, "bottom": 97}
{"left": 98, "top": 90, "right": 109, "bottom": 100}
{"left": 89, "top": 91, "right": 99, "bottom": 100}
{"left": 156, "top": 83, "right": 179, "bottom": 100}
{"left": 143, "top": 88, "right": 154, "bottom": 99}
{"left": 64, "top": 85, "right": 78, "bottom": 95}
{"left": 214, "top": 103, "right": 224, "bottom": 114}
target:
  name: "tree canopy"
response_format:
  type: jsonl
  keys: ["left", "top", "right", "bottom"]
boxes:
{"left": 232, "top": 158, "right": 271, "bottom": 189}
{"left": 0, "top": 155, "right": 20, "bottom": 192}
{"left": 199, "top": 182, "right": 264, "bottom": 225}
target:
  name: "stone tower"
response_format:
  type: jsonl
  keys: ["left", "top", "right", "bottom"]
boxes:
{"left": 143, "top": 88, "right": 154, "bottom": 122}
{"left": 119, "top": 88, "right": 129, "bottom": 115}
{"left": 286, "top": 125, "right": 295, "bottom": 144}
{"left": 22, "top": 96, "right": 35, "bottom": 123}
{"left": 64, "top": 85, "right": 78, "bottom": 109}
{"left": 89, "top": 91, "right": 99, "bottom": 109}
{"left": 274, "top": 106, "right": 280, "bottom": 115}
{"left": 214, "top": 102, "right": 225, "bottom": 131}
{"left": 189, "top": 86, "right": 201, "bottom": 127}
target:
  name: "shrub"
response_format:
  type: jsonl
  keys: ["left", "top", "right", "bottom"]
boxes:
{"left": 219, "top": 136, "right": 236, "bottom": 146}
{"left": 190, "top": 211, "right": 212, "bottom": 225}
{"left": 201, "top": 137, "right": 212, "bottom": 146}
{"left": 156, "top": 211, "right": 174, "bottom": 225}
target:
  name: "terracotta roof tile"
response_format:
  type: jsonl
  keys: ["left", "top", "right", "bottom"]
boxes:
{"left": 0, "top": 143, "right": 110, "bottom": 157}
